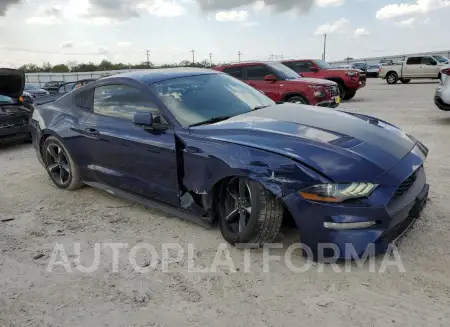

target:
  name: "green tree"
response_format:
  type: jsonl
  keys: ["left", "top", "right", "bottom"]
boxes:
{"left": 52, "top": 64, "right": 69, "bottom": 73}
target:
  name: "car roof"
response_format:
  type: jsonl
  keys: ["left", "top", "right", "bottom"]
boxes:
{"left": 102, "top": 68, "right": 219, "bottom": 84}
{"left": 216, "top": 61, "right": 281, "bottom": 68}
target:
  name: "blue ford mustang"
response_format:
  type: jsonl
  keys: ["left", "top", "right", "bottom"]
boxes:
{"left": 28, "top": 68, "right": 429, "bottom": 259}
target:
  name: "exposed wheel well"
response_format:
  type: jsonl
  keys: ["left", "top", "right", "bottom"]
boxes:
{"left": 386, "top": 71, "right": 398, "bottom": 77}
{"left": 39, "top": 134, "right": 51, "bottom": 157}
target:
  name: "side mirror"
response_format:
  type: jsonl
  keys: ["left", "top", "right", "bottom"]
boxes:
{"left": 298, "top": 73, "right": 304, "bottom": 77}
{"left": 264, "top": 74, "right": 277, "bottom": 82}
{"left": 133, "top": 112, "right": 153, "bottom": 127}
{"left": 310, "top": 67, "right": 319, "bottom": 72}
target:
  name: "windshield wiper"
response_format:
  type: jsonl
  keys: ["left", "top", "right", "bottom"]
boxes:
{"left": 252, "top": 105, "right": 271, "bottom": 111}
{"left": 190, "top": 115, "right": 233, "bottom": 127}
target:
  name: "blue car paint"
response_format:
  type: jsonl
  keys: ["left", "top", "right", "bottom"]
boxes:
{"left": 30, "top": 69, "right": 429, "bottom": 259}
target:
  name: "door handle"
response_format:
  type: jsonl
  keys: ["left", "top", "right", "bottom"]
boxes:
{"left": 85, "top": 128, "right": 100, "bottom": 136}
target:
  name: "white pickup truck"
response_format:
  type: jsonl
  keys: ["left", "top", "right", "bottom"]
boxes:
{"left": 380, "top": 55, "right": 448, "bottom": 84}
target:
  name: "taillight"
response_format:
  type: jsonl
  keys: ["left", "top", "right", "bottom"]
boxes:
{"left": 378, "top": 67, "right": 382, "bottom": 73}
{"left": 441, "top": 68, "right": 450, "bottom": 75}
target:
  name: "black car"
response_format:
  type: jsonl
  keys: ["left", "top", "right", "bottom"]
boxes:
{"left": 43, "top": 81, "right": 65, "bottom": 94}
{"left": 0, "top": 69, "right": 33, "bottom": 144}
{"left": 35, "top": 79, "right": 97, "bottom": 106}
{"left": 24, "top": 83, "right": 50, "bottom": 98}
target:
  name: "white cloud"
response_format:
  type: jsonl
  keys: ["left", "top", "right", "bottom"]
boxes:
{"left": 25, "top": 5, "right": 62, "bottom": 25}
{"left": 26, "top": 16, "right": 61, "bottom": 25}
{"left": 316, "top": 0, "right": 345, "bottom": 7}
{"left": 314, "top": 18, "right": 349, "bottom": 35}
{"left": 354, "top": 27, "right": 371, "bottom": 37}
{"left": 98, "top": 47, "right": 110, "bottom": 55}
{"left": 253, "top": 1, "right": 266, "bottom": 12}
{"left": 138, "top": 0, "right": 186, "bottom": 17}
{"left": 117, "top": 41, "right": 132, "bottom": 47}
{"left": 60, "top": 41, "right": 74, "bottom": 49}
{"left": 215, "top": 10, "right": 249, "bottom": 22}
{"left": 376, "top": 0, "right": 450, "bottom": 20}
{"left": 395, "top": 17, "right": 416, "bottom": 26}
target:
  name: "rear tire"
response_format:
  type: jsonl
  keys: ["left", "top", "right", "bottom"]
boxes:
{"left": 286, "top": 95, "right": 308, "bottom": 105}
{"left": 218, "top": 177, "right": 283, "bottom": 247}
{"left": 344, "top": 90, "right": 357, "bottom": 100}
{"left": 42, "top": 136, "right": 83, "bottom": 190}
{"left": 386, "top": 72, "right": 398, "bottom": 84}
{"left": 400, "top": 79, "right": 411, "bottom": 84}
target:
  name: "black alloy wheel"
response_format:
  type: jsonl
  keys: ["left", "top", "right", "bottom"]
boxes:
{"left": 222, "top": 177, "right": 253, "bottom": 234}
{"left": 44, "top": 143, "right": 71, "bottom": 186}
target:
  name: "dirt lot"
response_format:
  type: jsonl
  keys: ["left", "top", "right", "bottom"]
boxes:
{"left": 1, "top": 79, "right": 450, "bottom": 327}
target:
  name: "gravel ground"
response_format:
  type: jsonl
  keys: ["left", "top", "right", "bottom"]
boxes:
{"left": 1, "top": 79, "right": 450, "bottom": 327}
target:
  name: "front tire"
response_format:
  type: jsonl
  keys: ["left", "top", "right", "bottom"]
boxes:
{"left": 218, "top": 177, "right": 283, "bottom": 246}
{"left": 400, "top": 79, "right": 411, "bottom": 84}
{"left": 286, "top": 95, "right": 308, "bottom": 105}
{"left": 344, "top": 90, "right": 357, "bottom": 100}
{"left": 386, "top": 72, "right": 398, "bottom": 84}
{"left": 338, "top": 84, "right": 347, "bottom": 100}
{"left": 43, "top": 136, "right": 83, "bottom": 190}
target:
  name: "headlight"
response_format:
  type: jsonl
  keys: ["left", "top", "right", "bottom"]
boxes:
{"left": 346, "top": 71, "right": 358, "bottom": 77}
{"left": 309, "top": 85, "right": 325, "bottom": 98}
{"left": 298, "top": 183, "right": 378, "bottom": 203}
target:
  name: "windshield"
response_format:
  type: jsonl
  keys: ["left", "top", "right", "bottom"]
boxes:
{"left": 0, "top": 95, "right": 15, "bottom": 104}
{"left": 151, "top": 73, "right": 275, "bottom": 127}
{"left": 265, "top": 62, "right": 300, "bottom": 80}
{"left": 432, "top": 55, "right": 449, "bottom": 63}
{"left": 24, "top": 84, "right": 40, "bottom": 90}
{"left": 313, "top": 59, "right": 332, "bottom": 69}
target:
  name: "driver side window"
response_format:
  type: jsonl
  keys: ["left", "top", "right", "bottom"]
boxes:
{"left": 93, "top": 85, "right": 167, "bottom": 124}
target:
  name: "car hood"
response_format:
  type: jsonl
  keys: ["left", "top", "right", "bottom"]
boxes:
{"left": 190, "top": 104, "right": 416, "bottom": 183}
{"left": 287, "top": 77, "right": 337, "bottom": 86}
{"left": 0, "top": 68, "right": 25, "bottom": 98}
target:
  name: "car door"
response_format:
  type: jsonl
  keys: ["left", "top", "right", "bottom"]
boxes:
{"left": 420, "top": 56, "right": 439, "bottom": 78}
{"left": 243, "top": 64, "right": 281, "bottom": 100}
{"left": 404, "top": 57, "right": 421, "bottom": 77}
{"left": 283, "top": 61, "right": 316, "bottom": 78}
{"left": 83, "top": 82, "right": 179, "bottom": 206}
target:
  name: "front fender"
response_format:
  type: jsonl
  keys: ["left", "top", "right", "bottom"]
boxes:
{"left": 180, "top": 136, "right": 327, "bottom": 199}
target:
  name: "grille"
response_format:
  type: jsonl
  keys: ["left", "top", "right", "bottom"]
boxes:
{"left": 0, "top": 119, "right": 28, "bottom": 128}
{"left": 326, "top": 85, "right": 339, "bottom": 97}
{"left": 392, "top": 170, "right": 418, "bottom": 201}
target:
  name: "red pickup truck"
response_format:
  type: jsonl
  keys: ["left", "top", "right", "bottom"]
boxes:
{"left": 214, "top": 61, "right": 340, "bottom": 107}
{"left": 280, "top": 59, "right": 366, "bottom": 100}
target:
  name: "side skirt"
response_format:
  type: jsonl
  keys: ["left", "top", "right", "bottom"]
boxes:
{"left": 84, "top": 181, "right": 213, "bottom": 229}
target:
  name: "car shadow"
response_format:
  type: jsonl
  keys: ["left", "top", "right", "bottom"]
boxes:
{"left": 432, "top": 117, "right": 450, "bottom": 125}
{"left": 0, "top": 141, "right": 32, "bottom": 151}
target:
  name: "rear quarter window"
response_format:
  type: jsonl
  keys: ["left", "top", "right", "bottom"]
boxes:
{"left": 73, "top": 89, "right": 94, "bottom": 110}
{"left": 223, "top": 67, "right": 244, "bottom": 79}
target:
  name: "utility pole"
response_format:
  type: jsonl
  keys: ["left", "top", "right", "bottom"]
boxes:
{"left": 237, "top": 51, "right": 242, "bottom": 62}
{"left": 209, "top": 53, "right": 213, "bottom": 66}
{"left": 322, "top": 33, "right": 327, "bottom": 61}
{"left": 269, "top": 54, "right": 274, "bottom": 60}
{"left": 191, "top": 49, "right": 195, "bottom": 65}
{"left": 146, "top": 50, "right": 151, "bottom": 68}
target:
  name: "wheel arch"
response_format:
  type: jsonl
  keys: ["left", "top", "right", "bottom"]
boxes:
{"left": 282, "top": 92, "right": 309, "bottom": 104}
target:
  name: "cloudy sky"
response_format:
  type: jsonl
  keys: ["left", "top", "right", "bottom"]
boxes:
{"left": 0, "top": 0, "right": 448, "bottom": 67}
